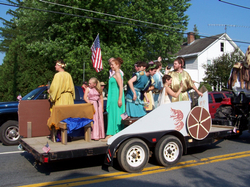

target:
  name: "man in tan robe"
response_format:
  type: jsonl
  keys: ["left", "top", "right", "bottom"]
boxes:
{"left": 168, "top": 58, "right": 203, "bottom": 102}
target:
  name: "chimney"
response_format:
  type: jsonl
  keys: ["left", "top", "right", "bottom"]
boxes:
{"left": 187, "top": 32, "right": 195, "bottom": 45}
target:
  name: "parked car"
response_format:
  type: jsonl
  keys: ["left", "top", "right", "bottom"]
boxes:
{"left": 208, "top": 91, "right": 233, "bottom": 118}
{"left": 0, "top": 85, "right": 99, "bottom": 146}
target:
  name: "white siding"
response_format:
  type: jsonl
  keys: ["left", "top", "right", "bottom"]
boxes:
{"left": 186, "top": 58, "right": 198, "bottom": 69}
{"left": 198, "top": 36, "right": 236, "bottom": 83}
{"left": 185, "top": 69, "right": 198, "bottom": 81}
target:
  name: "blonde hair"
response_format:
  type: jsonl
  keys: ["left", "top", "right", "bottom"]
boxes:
{"left": 90, "top": 77, "right": 102, "bottom": 95}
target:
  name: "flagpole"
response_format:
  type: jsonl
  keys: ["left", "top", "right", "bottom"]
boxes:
{"left": 83, "top": 62, "right": 85, "bottom": 82}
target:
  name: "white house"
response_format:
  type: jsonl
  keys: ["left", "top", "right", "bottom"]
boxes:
{"left": 174, "top": 32, "right": 244, "bottom": 89}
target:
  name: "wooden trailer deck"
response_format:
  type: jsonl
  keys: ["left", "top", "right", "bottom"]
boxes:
{"left": 22, "top": 136, "right": 108, "bottom": 153}
{"left": 20, "top": 136, "right": 108, "bottom": 154}
{"left": 20, "top": 136, "right": 108, "bottom": 163}
{"left": 20, "top": 124, "right": 234, "bottom": 155}
{"left": 210, "top": 125, "right": 234, "bottom": 133}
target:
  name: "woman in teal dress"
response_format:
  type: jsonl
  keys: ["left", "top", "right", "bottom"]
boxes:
{"left": 126, "top": 63, "right": 158, "bottom": 117}
{"left": 103, "top": 57, "right": 125, "bottom": 141}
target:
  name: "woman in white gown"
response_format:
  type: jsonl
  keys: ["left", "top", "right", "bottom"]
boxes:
{"left": 158, "top": 75, "right": 183, "bottom": 106}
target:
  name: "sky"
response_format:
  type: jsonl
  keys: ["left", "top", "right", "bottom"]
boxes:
{"left": 0, "top": 0, "right": 250, "bottom": 65}
{"left": 185, "top": 0, "right": 250, "bottom": 54}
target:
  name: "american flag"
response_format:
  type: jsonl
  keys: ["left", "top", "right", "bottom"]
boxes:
{"left": 91, "top": 34, "right": 103, "bottom": 72}
{"left": 42, "top": 142, "right": 51, "bottom": 153}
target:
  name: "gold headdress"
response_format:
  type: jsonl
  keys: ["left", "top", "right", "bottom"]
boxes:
{"left": 57, "top": 62, "right": 67, "bottom": 68}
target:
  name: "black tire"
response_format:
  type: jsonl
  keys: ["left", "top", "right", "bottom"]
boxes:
{"left": 117, "top": 138, "right": 149, "bottom": 173}
{"left": 0, "top": 120, "right": 20, "bottom": 145}
{"left": 214, "top": 105, "right": 232, "bottom": 119}
{"left": 155, "top": 135, "right": 183, "bottom": 167}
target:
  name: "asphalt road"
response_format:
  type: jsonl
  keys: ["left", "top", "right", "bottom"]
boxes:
{"left": 1, "top": 132, "right": 250, "bottom": 187}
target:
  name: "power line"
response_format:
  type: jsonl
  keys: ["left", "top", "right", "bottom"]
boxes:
{"left": 39, "top": 0, "right": 184, "bottom": 32}
{"left": 0, "top": 2, "right": 183, "bottom": 32}
{"left": 219, "top": 0, "right": 250, "bottom": 10}
{"left": 0, "top": 2, "right": 250, "bottom": 45}
{"left": 40, "top": 0, "right": 250, "bottom": 40}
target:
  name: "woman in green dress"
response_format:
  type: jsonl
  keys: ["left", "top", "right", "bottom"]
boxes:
{"left": 103, "top": 57, "right": 125, "bottom": 141}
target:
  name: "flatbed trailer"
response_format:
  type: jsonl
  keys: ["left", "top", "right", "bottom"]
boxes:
{"left": 19, "top": 100, "right": 240, "bottom": 173}
{"left": 20, "top": 125, "right": 234, "bottom": 162}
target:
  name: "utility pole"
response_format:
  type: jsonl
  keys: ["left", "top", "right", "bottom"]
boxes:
{"left": 83, "top": 62, "right": 85, "bottom": 82}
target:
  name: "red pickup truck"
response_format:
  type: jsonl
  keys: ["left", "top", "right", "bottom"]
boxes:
{"left": 208, "top": 91, "right": 232, "bottom": 118}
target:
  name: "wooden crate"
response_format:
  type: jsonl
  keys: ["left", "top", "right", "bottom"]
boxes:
{"left": 122, "top": 117, "right": 140, "bottom": 127}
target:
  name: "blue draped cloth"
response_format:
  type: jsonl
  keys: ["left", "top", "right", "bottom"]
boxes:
{"left": 61, "top": 117, "right": 93, "bottom": 137}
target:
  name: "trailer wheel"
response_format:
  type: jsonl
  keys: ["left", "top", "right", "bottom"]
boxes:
{"left": 0, "top": 120, "right": 20, "bottom": 145}
{"left": 117, "top": 138, "right": 149, "bottom": 173}
{"left": 155, "top": 135, "right": 183, "bottom": 167}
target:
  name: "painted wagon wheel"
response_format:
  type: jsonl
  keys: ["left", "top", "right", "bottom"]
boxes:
{"left": 186, "top": 106, "right": 212, "bottom": 140}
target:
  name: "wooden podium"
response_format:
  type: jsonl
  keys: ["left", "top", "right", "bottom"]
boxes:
{"left": 19, "top": 100, "right": 51, "bottom": 138}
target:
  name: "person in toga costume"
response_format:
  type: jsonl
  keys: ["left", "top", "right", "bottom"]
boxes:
{"left": 152, "top": 59, "right": 163, "bottom": 107}
{"left": 102, "top": 57, "right": 125, "bottom": 142}
{"left": 168, "top": 58, "right": 203, "bottom": 102}
{"left": 48, "top": 59, "right": 75, "bottom": 110}
{"left": 126, "top": 64, "right": 158, "bottom": 117}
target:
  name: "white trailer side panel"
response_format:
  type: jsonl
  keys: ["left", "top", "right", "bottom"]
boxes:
{"left": 107, "top": 101, "right": 191, "bottom": 145}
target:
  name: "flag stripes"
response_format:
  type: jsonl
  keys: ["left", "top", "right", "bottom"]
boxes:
{"left": 91, "top": 34, "right": 103, "bottom": 72}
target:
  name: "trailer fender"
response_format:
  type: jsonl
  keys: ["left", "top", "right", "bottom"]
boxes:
{"left": 104, "top": 130, "right": 186, "bottom": 166}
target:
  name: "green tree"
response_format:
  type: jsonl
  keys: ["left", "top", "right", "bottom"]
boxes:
{"left": 193, "top": 24, "right": 200, "bottom": 40}
{"left": 202, "top": 49, "right": 244, "bottom": 91}
{"left": 182, "top": 24, "right": 200, "bottom": 44}
{"left": 0, "top": 0, "right": 191, "bottom": 101}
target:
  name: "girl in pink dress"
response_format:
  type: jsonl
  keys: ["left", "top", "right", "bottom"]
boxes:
{"left": 84, "top": 78, "right": 105, "bottom": 140}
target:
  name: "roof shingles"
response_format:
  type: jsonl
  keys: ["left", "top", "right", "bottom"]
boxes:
{"left": 177, "top": 34, "right": 224, "bottom": 56}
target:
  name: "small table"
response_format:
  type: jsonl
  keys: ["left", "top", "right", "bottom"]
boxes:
{"left": 47, "top": 103, "right": 95, "bottom": 144}
{"left": 58, "top": 121, "right": 92, "bottom": 145}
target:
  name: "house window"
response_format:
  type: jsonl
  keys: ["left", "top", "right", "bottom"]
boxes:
{"left": 220, "top": 42, "right": 224, "bottom": 52}
{"left": 207, "top": 60, "right": 211, "bottom": 65}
